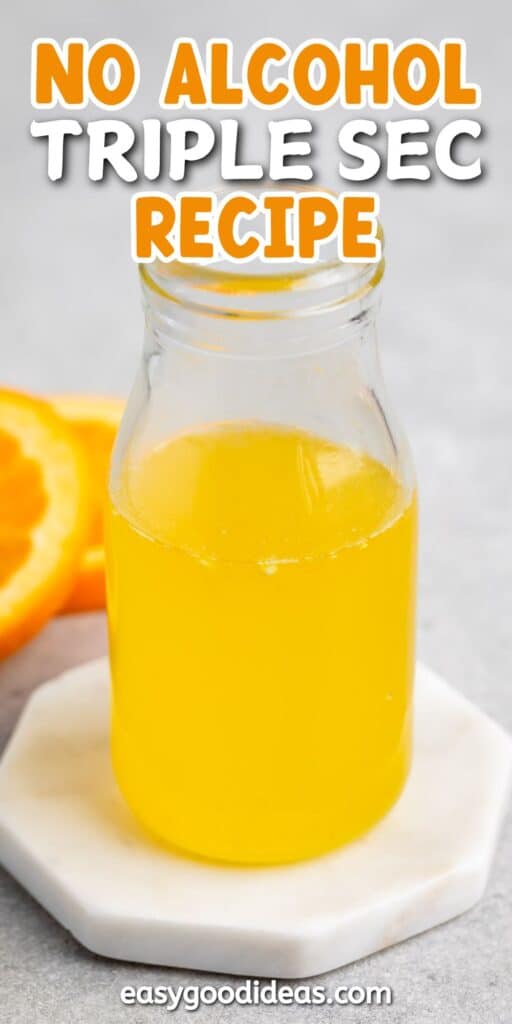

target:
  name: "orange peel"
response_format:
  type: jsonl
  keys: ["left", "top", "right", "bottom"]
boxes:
{"left": 49, "top": 395, "right": 124, "bottom": 613}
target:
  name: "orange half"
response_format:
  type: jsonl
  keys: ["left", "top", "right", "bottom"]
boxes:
{"left": 0, "top": 390, "right": 91, "bottom": 658}
{"left": 49, "top": 395, "right": 124, "bottom": 613}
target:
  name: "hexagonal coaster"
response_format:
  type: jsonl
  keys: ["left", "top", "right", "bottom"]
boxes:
{"left": 0, "top": 658, "right": 510, "bottom": 978}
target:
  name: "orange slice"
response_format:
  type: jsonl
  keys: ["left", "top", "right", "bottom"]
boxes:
{"left": 49, "top": 395, "right": 124, "bottom": 613}
{"left": 0, "top": 389, "right": 91, "bottom": 658}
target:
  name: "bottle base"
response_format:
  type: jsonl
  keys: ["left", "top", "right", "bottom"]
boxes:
{"left": 113, "top": 751, "right": 411, "bottom": 867}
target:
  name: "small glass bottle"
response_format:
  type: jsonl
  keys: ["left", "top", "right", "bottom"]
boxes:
{"left": 106, "top": 213, "right": 417, "bottom": 865}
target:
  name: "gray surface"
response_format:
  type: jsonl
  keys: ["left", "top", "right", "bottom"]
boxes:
{"left": 1, "top": 0, "right": 511, "bottom": 1021}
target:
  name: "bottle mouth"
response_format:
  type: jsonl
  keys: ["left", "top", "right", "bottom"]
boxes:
{"left": 139, "top": 186, "right": 384, "bottom": 323}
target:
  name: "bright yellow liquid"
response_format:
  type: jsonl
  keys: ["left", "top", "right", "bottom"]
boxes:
{"left": 107, "top": 422, "right": 417, "bottom": 864}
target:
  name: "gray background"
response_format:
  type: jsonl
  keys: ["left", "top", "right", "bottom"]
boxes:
{"left": 1, "top": 1, "right": 511, "bottom": 1021}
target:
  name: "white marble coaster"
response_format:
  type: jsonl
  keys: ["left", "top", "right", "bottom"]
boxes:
{"left": 0, "top": 658, "right": 510, "bottom": 979}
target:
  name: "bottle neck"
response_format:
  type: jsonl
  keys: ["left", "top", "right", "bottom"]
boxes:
{"left": 140, "top": 257, "right": 384, "bottom": 360}
{"left": 115, "top": 252, "right": 414, "bottom": 504}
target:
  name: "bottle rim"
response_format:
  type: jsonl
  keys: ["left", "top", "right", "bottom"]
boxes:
{"left": 139, "top": 186, "right": 385, "bottom": 323}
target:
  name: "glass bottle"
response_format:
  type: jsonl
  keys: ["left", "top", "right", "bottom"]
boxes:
{"left": 106, "top": 225, "right": 417, "bottom": 865}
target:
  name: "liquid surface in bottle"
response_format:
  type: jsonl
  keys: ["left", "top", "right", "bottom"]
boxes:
{"left": 107, "top": 422, "right": 417, "bottom": 864}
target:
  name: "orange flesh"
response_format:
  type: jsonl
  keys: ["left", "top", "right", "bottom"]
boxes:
{"left": 0, "top": 390, "right": 91, "bottom": 658}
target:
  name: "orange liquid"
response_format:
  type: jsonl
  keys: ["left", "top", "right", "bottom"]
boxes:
{"left": 107, "top": 422, "right": 417, "bottom": 864}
